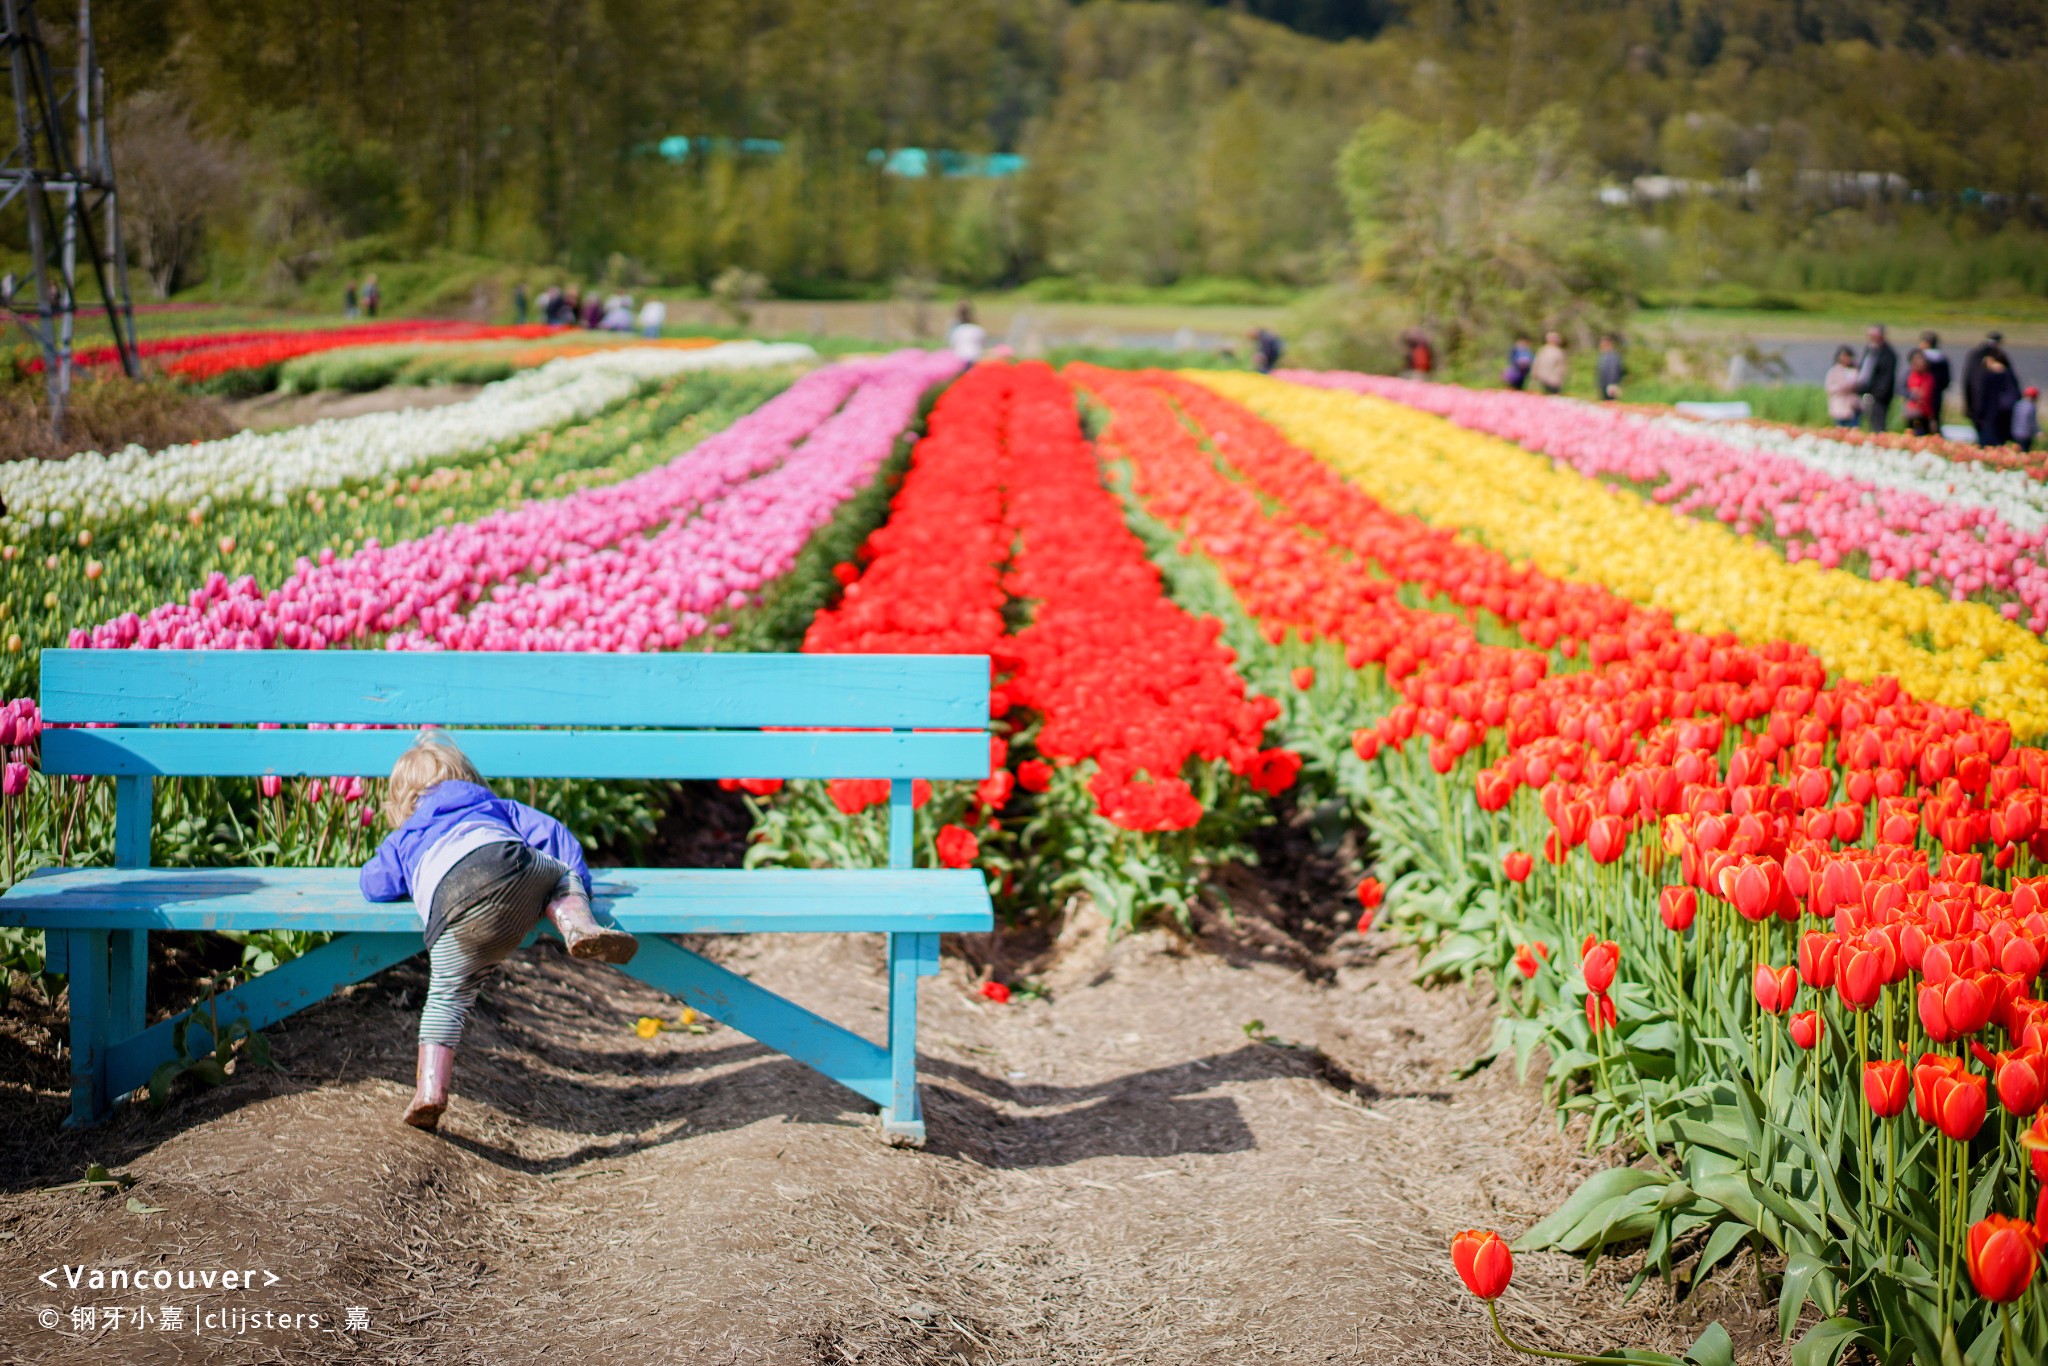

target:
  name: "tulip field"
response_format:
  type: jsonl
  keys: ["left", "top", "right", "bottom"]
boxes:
{"left": 8, "top": 329, "right": 2048, "bottom": 1362}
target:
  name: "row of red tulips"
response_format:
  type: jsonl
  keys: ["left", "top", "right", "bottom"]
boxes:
{"left": 746, "top": 360, "right": 1296, "bottom": 931}
{"left": 1070, "top": 365, "right": 2048, "bottom": 1364}
{"left": 34, "top": 320, "right": 562, "bottom": 377}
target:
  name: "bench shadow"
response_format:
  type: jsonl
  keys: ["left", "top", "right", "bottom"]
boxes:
{"left": 0, "top": 1030, "right": 1324, "bottom": 1188}
{"left": 916, "top": 1043, "right": 1334, "bottom": 1169}
{"left": 430, "top": 1044, "right": 1294, "bottom": 1176}
{"left": 2, "top": 946, "right": 1366, "bottom": 1186}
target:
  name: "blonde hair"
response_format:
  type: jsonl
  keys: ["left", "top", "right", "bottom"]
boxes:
{"left": 384, "top": 731, "right": 483, "bottom": 827}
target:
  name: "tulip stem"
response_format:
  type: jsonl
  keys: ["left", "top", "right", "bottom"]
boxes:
{"left": 1937, "top": 1138, "right": 1951, "bottom": 1324}
{"left": 1856, "top": 1011, "right": 1874, "bottom": 1232}
{"left": 1957, "top": 1150, "right": 1970, "bottom": 1315}
{"left": 1484, "top": 1301, "right": 1639, "bottom": 1365}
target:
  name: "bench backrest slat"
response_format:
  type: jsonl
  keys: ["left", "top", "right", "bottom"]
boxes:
{"left": 45, "top": 727, "right": 989, "bottom": 780}
{"left": 45, "top": 650, "right": 988, "bottom": 730}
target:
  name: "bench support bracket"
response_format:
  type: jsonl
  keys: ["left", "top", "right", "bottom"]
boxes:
{"left": 598, "top": 928, "right": 940, "bottom": 1143}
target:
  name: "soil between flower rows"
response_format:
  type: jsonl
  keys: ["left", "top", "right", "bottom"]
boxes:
{"left": 0, "top": 896, "right": 1782, "bottom": 1366}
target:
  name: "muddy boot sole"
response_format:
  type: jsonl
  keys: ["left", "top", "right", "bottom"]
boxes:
{"left": 567, "top": 929, "right": 639, "bottom": 965}
{"left": 403, "top": 1098, "right": 446, "bottom": 1131}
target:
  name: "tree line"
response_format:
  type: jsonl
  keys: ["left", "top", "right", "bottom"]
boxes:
{"left": 19, "top": 0, "right": 2048, "bottom": 302}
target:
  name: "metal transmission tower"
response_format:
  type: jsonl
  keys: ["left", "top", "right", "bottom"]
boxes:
{"left": 1, "top": 0, "right": 139, "bottom": 435}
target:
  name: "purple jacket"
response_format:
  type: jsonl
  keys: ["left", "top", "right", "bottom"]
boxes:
{"left": 359, "top": 781, "right": 591, "bottom": 905}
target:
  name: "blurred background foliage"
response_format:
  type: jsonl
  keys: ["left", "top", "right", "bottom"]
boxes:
{"left": 10, "top": 0, "right": 2048, "bottom": 361}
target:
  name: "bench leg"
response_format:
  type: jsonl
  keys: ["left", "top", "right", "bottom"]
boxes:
{"left": 879, "top": 932, "right": 940, "bottom": 1147}
{"left": 109, "top": 929, "right": 148, "bottom": 1042}
{"left": 63, "top": 929, "right": 110, "bottom": 1128}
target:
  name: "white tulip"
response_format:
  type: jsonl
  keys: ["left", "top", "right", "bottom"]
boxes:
{"left": 1650, "top": 413, "right": 2048, "bottom": 533}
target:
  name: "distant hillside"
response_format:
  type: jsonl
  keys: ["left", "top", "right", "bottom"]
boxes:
{"left": 41, "top": 0, "right": 2048, "bottom": 298}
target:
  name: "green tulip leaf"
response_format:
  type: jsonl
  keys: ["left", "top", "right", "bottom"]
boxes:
{"left": 1778, "top": 1251, "right": 1835, "bottom": 1340}
{"left": 1690, "top": 1218, "right": 1752, "bottom": 1287}
{"left": 147, "top": 1058, "right": 185, "bottom": 1109}
{"left": 1746, "top": 1172, "right": 1824, "bottom": 1239}
{"left": 1690, "top": 1174, "right": 1763, "bottom": 1230}
{"left": 1791, "top": 1317, "right": 1875, "bottom": 1366}
{"left": 1684, "top": 1323, "right": 1735, "bottom": 1366}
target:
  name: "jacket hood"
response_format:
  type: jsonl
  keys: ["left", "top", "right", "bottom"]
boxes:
{"left": 410, "top": 780, "right": 496, "bottom": 824}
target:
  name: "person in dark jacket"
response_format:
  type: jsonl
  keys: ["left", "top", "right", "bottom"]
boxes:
{"left": 1965, "top": 332, "right": 2018, "bottom": 443}
{"left": 1595, "top": 334, "right": 1625, "bottom": 400}
{"left": 1976, "top": 355, "right": 2022, "bottom": 447}
{"left": 1503, "top": 335, "right": 1534, "bottom": 390}
{"left": 1249, "top": 328, "right": 1284, "bottom": 374}
{"left": 1857, "top": 325, "right": 1898, "bottom": 431}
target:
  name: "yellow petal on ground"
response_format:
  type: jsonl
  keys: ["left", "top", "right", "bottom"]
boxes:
{"left": 1191, "top": 372, "right": 2048, "bottom": 739}
{"left": 634, "top": 1017, "right": 663, "bottom": 1039}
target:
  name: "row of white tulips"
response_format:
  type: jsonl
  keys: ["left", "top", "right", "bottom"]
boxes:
{"left": 0, "top": 341, "right": 817, "bottom": 536}
{"left": 1654, "top": 411, "right": 2048, "bottom": 533}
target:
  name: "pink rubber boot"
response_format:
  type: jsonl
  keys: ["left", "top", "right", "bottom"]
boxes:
{"left": 404, "top": 1044, "right": 456, "bottom": 1131}
{"left": 546, "top": 895, "right": 638, "bottom": 964}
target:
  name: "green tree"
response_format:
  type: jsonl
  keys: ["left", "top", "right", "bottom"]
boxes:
{"left": 1337, "top": 105, "right": 1633, "bottom": 363}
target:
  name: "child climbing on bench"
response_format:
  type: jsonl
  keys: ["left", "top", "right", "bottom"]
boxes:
{"left": 361, "top": 733, "right": 640, "bottom": 1131}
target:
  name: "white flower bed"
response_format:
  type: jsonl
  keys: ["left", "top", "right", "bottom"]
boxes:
{"left": 1651, "top": 412, "right": 2048, "bottom": 533}
{"left": 0, "top": 341, "right": 815, "bottom": 535}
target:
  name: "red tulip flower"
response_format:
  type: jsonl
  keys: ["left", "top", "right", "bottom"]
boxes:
{"left": 1354, "top": 876, "right": 1385, "bottom": 933}
{"left": 1994, "top": 1047, "right": 2048, "bottom": 1117}
{"left": 1659, "top": 885, "right": 1697, "bottom": 932}
{"left": 1585, "top": 990, "right": 1618, "bottom": 1034}
{"left": 1291, "top": 665, "right": 1316, "bottom": 691}
{"left": 1502, "top": 850, "right": 1534, "bottom": 883}
{"left": 1966, "top": 1215, "right": 2041, "bottom": 1303}
{"left": 935, "top": 823, "right": 980, "bottom": 869}
{"left": 1789, "top": 1010, "right": 1824, "bottom": 1050}
{"left": 979, "top": 980, "right": 1011, "bottom": 1004}
{"left": 1016, "top": 759, "right": 1053, "bottom": 793}
{"left": 1864, "top": 1060, "right": 1909, "bottom": 1119}
{"left": 1513, "top": 943, "right": 1543, "bottom": 979}
{"left": 1450, "top": 1229, "right": 1514, "bottom": 1300}
{"left": 1586, "top": 815, "right": 1627, "bottom": 865}
{"left": 1580, "top": 939, "right": 1619, "bottom": 994}
{"left": 1916, "top": 1054, "right": 1989, "bottom": 1142}
{"left": 1836, "top": 937, "right": 1889, "bottom": 1011}
{"left": 1798, "top": 931, "right": 1839, "bottom": 990}
{"left": 1919, "top": 974, "right": 1993, "bottom": 1042}
{"left": 2026, "top": 1112, "right": 2048, "bottom": 1181}
{"left": 1753, "top": 963, "right": 1798, "bottom": 1015}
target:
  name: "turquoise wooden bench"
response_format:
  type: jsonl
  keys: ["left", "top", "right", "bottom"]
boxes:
{"left": 0, "top": 649, "right": 994, "bottom": 1145}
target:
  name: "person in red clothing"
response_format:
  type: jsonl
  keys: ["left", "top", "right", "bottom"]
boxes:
{"left": 1903, "top": 349, "right": 1939, "bottom": 436}
{"left": 1403, "top": 331, "right": 1435, "bottom": 381}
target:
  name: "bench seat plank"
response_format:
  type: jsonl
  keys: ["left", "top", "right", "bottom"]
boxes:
{"left": 0, "top": 867, "right": 995, "bottom": 935}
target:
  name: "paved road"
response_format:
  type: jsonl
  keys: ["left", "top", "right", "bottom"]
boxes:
{"left": 1755, "top": 336, "right": 2047, "bottom": 388}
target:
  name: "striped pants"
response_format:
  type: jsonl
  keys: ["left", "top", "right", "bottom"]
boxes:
{"left": 420, "top": 842, "right": 566, "bottom": 1048}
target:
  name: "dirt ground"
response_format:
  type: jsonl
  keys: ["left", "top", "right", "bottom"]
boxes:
{"left": 0, "top": 866, "right": 1783, "bottom": 1365}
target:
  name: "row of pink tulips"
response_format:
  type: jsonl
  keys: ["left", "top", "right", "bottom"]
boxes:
{"left": 68, "top": 353, "right": 948, "bottom": 657}
{"left": 389, "top": 350, "right": 961, "bottom": 652}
